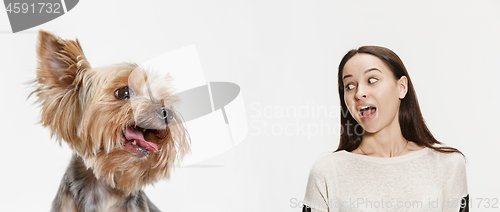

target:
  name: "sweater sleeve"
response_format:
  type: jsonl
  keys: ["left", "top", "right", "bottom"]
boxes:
{"left": 441, "top": 153, "right": 469, "bottom": 212}
{"left": 303, "top": 157, "right": 331, "bottom": 212}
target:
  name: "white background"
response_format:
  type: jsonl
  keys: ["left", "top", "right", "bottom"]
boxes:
{"left": 1, "top": 0, "right": 499, "bottom": 211}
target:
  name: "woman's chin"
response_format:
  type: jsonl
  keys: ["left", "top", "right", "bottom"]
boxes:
{"left": 360, "top": 125, "right": 380, "bottom": 134}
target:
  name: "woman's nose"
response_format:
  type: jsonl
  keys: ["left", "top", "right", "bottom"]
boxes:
{"left": 355, "top": 85, "right": 367, "bottom": 100}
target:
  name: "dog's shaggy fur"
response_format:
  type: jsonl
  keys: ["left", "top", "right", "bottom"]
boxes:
{"left": 31, "top": 30, "right": 190, "bottom": 212}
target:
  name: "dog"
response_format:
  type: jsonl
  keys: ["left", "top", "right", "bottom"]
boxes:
{"left": 30, "top": 30, "right": 190, "bottom": 212}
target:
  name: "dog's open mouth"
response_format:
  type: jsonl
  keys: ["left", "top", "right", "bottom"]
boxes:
{"left": 122, "top": 127, "right": 159, "bottom": 156}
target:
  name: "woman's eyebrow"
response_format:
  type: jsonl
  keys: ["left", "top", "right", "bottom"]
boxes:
{"left": 343, "top": 68, "right": 381, "bottom": 80}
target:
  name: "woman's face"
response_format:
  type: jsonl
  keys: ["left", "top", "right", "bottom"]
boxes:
{"left": 342, "top": 53, "right": 407, "bottom": 134}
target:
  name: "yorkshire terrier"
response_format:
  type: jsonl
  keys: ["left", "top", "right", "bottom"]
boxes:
{"left": 30, "top": 30, "right": 190, "bottom": 212}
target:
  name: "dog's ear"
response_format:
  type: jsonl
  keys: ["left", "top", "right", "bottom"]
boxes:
{"left": 31, "top": 30, "right": 92, "bottom": 150}
{"left": 37, "top": 30, "right": 91, "bottom": 88}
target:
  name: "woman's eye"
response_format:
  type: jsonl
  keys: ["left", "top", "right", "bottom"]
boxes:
{"left": 346, "top": 84, "right": 355, "bottom": 90}
{"left": 115, "top": 86, "right": 130, "bottom": 100}
{"left": 368, "top": 78, "right": 378, "bottom": 84}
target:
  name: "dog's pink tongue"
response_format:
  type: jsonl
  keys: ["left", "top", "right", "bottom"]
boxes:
{"left": 124, "top": 128, "right": 158, "bottom": 152}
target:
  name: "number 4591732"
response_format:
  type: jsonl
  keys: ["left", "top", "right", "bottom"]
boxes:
{"left": 5, "top": 3, "right": 61, "bottom": 14}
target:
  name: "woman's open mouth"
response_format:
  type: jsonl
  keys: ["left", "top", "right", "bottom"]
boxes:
{"left": 122, "top": 127, "right": 159, "bottom": 157}
{"left": 359, "top": 106, "right": 377, "bottom": 121}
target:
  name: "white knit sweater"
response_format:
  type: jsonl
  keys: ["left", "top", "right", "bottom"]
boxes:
{"left": 303, "top": 147, "right": 468, "bottom": 212}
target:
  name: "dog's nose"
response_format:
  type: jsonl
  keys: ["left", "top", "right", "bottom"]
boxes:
{"left": 158, "top": 107, "right": 174, "bottom": 125}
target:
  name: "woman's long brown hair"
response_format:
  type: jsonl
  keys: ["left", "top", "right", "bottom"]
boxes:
{"left": 336, "top": 46, "right": 463, "bottom": 156}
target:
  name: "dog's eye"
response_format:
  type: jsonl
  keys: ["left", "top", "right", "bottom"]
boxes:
{"left": 115, "top": 86, "right": 130, "bottom": 100}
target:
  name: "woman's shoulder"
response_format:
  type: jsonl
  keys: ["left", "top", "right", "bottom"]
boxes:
{"left": 308, "top": 151, "right": 350, "bottom": 175}
{"left": 428, "top": 146, "right": 465, "bottom": 159}
{"left": 427, "top": 147, "right": 467, "bottom": 168}
{"left": 428, "top": 147, "right": 468, "bottom": 196}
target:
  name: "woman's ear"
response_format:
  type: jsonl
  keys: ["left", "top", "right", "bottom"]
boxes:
{"left": 398, "top": 76, "right": 408, "bottom": 99}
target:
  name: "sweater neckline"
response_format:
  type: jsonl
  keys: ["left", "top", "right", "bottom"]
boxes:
{"left": 338, "top": 147, "right": 430, "bottom": 163}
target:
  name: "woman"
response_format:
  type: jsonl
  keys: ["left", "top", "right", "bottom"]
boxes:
{"left": 303, "top": 46, "right": 468, "bottom": 212}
